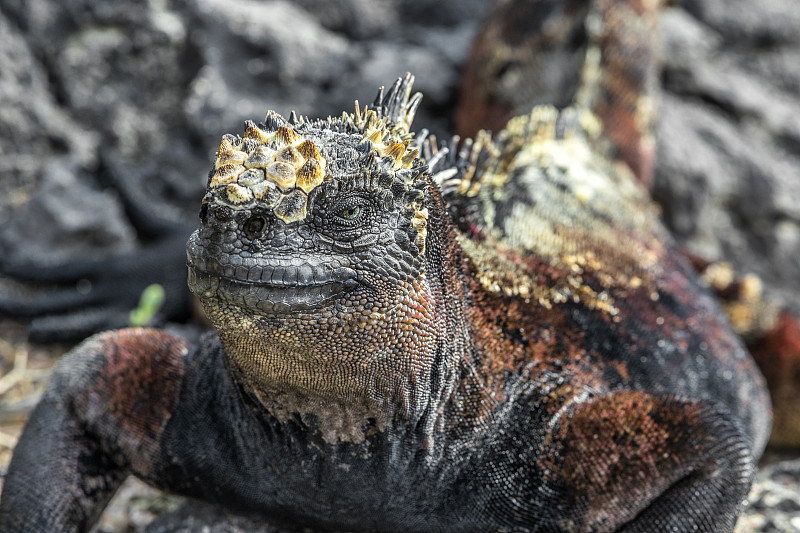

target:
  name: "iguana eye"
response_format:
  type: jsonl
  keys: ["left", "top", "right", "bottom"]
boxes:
{"left": 329, "top": 196, "right": 373, "bottom": 228}
{"left": 339, "top": 206, "right": 361, "bottom": 220}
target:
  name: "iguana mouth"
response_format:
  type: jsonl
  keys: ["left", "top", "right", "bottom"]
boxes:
{"left": 188, "top": 264, "right": 359, "bottom": 313}
{"left": 187, "top": 244, "right": 360, "bottom": 313}
{"left": 219, "top": 275, "right": 358, "bottom": 312}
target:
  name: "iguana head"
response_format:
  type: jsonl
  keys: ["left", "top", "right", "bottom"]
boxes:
{"left": 187, "top": 75, "right": 449, "bottom": 414}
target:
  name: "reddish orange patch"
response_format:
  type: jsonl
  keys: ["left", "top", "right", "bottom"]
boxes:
{"left": 749, "top": 311, "right": 800, "bottom": 447}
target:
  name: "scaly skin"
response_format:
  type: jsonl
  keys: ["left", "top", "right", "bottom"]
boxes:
{"left": 0, "top": 1, "right": 770, "bottom": 531}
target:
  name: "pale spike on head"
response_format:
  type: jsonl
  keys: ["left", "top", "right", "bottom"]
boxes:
{"left": 401, "top": 148, "right": 419, "bottom": 167}
{"left": 365, "top": 73, "right": 421, "bottom": 137}
{"left": 373, "top": 86, "right": 384, "bottom": 108}
{"left": 405, "top": 93, "right": 422, "bottom": 131}
{"left": 383, "top": 76, "right": 406, "bottom": 119}
{"left": 264, "top": 111, "right": 287, "bottom": 132}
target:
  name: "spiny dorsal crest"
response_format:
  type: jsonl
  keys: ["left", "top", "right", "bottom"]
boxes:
{"left": 424, "top": 106, "right": 603, "bottom": 201}
{"left": 351, "top": 72, "right": 423, "bottom": 171}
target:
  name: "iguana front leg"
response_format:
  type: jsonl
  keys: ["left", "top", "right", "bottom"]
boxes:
{"left": 0, "top": 329, "right": 188, "bottom": 532}
{"left": 554, "top": 391, "right": 754, "bottom": 532}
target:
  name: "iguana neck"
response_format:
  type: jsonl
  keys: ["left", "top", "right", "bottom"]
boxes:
{"left": 209, "top": 287, "right": 439, "bottom": 414}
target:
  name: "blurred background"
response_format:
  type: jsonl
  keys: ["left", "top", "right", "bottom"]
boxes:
{"left": 0, "top": 0, "right": 799, "bottom": 530}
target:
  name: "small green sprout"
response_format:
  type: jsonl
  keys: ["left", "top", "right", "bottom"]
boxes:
{"left": 129, "top": 284, "right": 166, "bottom": 327}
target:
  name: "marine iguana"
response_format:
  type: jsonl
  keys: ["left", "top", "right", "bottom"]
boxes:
{"left": 0, "top": 0, "right": 770, "bottom": 531}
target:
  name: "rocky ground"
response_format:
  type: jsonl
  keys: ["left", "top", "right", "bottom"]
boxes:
{"left": 655, "top": 0, "right": 800, "bottom": 316}
{"left": 0, "top": 0, "right": 799, "bottom": 530}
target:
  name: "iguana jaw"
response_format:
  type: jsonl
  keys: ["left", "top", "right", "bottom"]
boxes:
{"left": 186, "top": 238, "right": 360, "bottom": 314}
{"left": 185, "top": 224, "right": 442, "bottom": 428}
